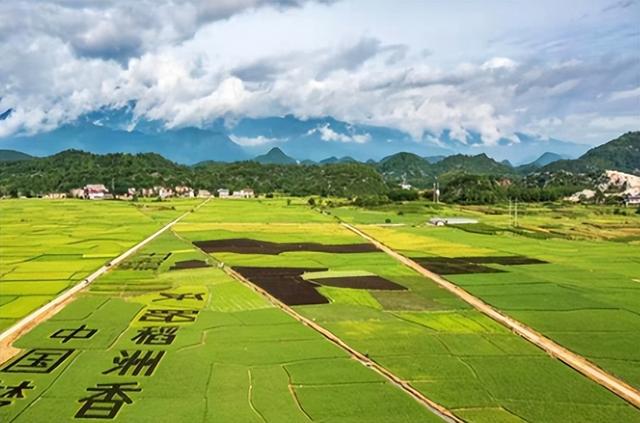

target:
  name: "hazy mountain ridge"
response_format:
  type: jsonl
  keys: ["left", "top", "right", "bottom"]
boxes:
{"left": 0, "top": 108, "right": 590, "bottom": 164}
{"left": 0, "top": 149, "right": 33, "bottom": 162}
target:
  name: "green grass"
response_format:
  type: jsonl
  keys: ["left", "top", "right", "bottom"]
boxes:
{"left": 3, "top": 198, "right": 640, "bottom": 423}
{"left": 0, "top": 199, "right": 200, "bottom": 326}
{"left": 363, "top": 222, "right": 640, "bottom": 387}
{"left": 1, "top": 222, "right": 443, "bottom": 423}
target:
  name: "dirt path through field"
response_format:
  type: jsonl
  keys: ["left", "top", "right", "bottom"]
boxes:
{"left": 0, "top": 198, "right": 211, "bottom": 364}
{"left": 342, "top": 222, "right": 640, "bottom": 409}
{"left": 218, "top": 265, "right": 462, "bottom": 423}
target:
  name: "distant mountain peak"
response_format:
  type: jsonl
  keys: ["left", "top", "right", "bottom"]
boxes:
{"left": 253, "top": 147, "right": 297, "bottom": 164}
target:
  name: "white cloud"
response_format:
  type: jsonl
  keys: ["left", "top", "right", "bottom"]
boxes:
{"left": 0, "top": 0, "right": 638, "bottom": 147}
{"left": 481, "top": 57, "right": 518, "bottom": 71}
{"left": 230, "top": 134, "right": 281, "bottom": 146}
{"left": 609, "top": 86, "right": 640, "bottom": 101}
{"left": 308, "top": 124, "right": 371, "bottom": 143}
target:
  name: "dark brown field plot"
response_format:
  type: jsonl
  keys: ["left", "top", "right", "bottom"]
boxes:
{"left": 233, "top": 266, "right": 329, "bottom": 305}
{"left": 194, "top": 238, "right": 379, "bottom": 255}
{"left": 309, "top": 275, "right": 407, "bottom": 290}
{"left": 170, "top": 260, "right": 211, "bottom": 270}
{"left": 416, "top": 255, "right": 547, "bottom": 275}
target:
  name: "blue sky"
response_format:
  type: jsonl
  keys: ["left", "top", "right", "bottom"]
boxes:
{"left": 0, "top": 0, "right": 638, "bottom": 146}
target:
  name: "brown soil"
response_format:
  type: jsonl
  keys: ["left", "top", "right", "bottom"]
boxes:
{"left": 415, "top": 255, "right": 547, "bottom": 275}
{"left": 232, "top": 266, "right": 329, "bottom": 306}
{"left": 309, "top": 275, "right": 407, "bottom": 290}
{"left": 194, "top": 238, "right": 379, "bottom": 255}
{"left": 170, "top": 259, "right": 211, "bottom": 270}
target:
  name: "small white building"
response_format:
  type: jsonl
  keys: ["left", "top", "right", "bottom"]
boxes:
{"left": 44, "top": 192, "right": 67, "bottom": 199}
{"left": 429, "top": 217, "right": 478, "bottom": 226}
{"left": 198, "top": 189, "right": 212, "bottom": 198}
{"left": 156, "top": 186, "right": 174, "bottom": 199}
{"left": 400, "top": 182, "right": 412, "bottom": 190}
{"left": 217, "top": 188, "right": 230, "bottom": 198}
{"left": 232, "top": 188, "right": 255, "bottom": 199}
{"left": 175, "top": 185, "right": 195, "bottom": 198}
{"left": 84, "top": 184, "right": 109, "bottom": 200}
{"left": 69, "top": 188, "right": 85, "bottom": 198}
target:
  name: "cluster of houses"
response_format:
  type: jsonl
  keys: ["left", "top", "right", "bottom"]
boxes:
{"left": 58, "top": 184, "right": 256, "bottom": 200}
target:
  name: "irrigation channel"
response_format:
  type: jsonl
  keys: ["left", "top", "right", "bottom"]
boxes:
{"left": 341, "top": 222, "right": 640, "bottom": 410}
{"left": 0, "top": 198, "right": 211, "bottom": 364}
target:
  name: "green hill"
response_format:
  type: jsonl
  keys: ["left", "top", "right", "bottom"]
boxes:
{"left": 253, "top": 147, "right": 297, "bottom": 164}
{"left": 542, "top": 132, "right": 640, "bottom": 174}
{"left": 0, "top": 149, "right": 388, "bottom": 198}
{"left": 0, "top": 149, "right": 34, "bottom": 162}
{"left": 433, "top": 153, "right": 514, "bottom": 176}
{"left": 0, "top": 150, "right": 191, "bottom": 196}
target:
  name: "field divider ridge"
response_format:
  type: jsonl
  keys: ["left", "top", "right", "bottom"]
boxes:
{"left": 218, "top": 266, "right": 463, "bottom": 423}
{"left": 341, "top": 222, "right": 640, "bottom": 409}
{"left": 0, "top": 198, "right": 211, "bottom": 362}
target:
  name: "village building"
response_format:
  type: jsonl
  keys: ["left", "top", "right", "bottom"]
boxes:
{"left": 429, "top": 217, "right": 478, "bottom": 226}
{"left": 197, "top": 189, "right": 212, "bottom": 198}
{"left": 175, "top": 186, "right": 195, "bottom": 198}
{"left": 69, "top": 188, "right": 85, "bottom": 198}
{"left": 217, "top": 189, "right": 230, "bottom": 198}
{"left": 155, "top": 186, "right": 174, "bottom": 199}
{"left": 84, "top": 184, "right": 109, "bottom": 200}
{"left": 232, "top": 188, "right": 255, "bottom": 199}
{"left": 43, "top": 192, "right": 67, "bottom": 199}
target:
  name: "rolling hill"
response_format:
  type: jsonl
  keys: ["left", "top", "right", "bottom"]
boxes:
{"left": 253, "top": 147, "right": 297, "bottom": 164}
{"left": 542, "top": 132, "right": 640, "bottom": 175}
{"left": 0, "top": 149, "right": 33, "bottom": 162}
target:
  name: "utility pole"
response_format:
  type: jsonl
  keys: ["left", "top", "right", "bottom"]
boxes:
{"left": 508, "top": 198, "right": 512, "bottom": 227}
{"left": 111, "top": 176, "right": 115, "bottom": 195}
{"left": 433, "top": 178, "right": 440, "bottom": 204}
{"left": 515, "top": 198, "right": 519, "bottom": 228}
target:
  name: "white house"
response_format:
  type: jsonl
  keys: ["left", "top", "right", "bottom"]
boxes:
{"left": 84, "top": 184, "right": 109, "bottom": 200}
{"left": 400, "top": 182, "right": 412, "bottom": 190}
{"left": 217, "top": 188, "right": 230, "bottom": 198}
{"left": 429, "top": 217, "right": 478, "bottom": 226}
{"left": 232, "top": 188, "right": 255, "bottom": 199}
{"left": 198, "top": 189, "right": 212, "bottom": 198}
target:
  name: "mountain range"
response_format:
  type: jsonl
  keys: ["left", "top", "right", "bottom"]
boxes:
{"left": 1, "top": 132, "right": 638, "bottom": 201}
{"left": 0, "top": 106, "right": 593, "bottom": 164}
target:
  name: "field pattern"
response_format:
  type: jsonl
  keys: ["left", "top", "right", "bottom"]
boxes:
{"left": 173, "top": 199, "right": 640, "bottom": 423}
{"left": 0, "top": 199, "right": 200, "bottom": 330}
{"left": 360, "top": 224, "right": 640, "bottom": 389}
{"left": 1, "top": 198, "right": 639, "bottom": 422}
{"left": 0, "top": 205, "right": 442, "bottom": 423}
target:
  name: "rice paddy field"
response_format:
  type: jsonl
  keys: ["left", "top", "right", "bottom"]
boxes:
{"left": 0, "top": 199, "right": 201, "bottom": 331}
{"left": 1, "top": 198, "right": 639, "bottom": 422}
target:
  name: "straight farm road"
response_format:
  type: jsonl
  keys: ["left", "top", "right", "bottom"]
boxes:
{"left": 0, "top": 198, "right": 211, "bottom": 363}
{"left": 342, "top": 222, "right": 640, "bottom": 410}
{"left": 215, "top": 262, "right": 463, "bottom": 423}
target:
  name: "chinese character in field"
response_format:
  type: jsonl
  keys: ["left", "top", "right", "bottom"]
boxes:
{"left": 50, "top": 325, "right": 97, "bottom": 343}
{"left": 153, "top": 292, "right": 205, "bottom": 302}
{"left": 131, "top": 327, "right": 178, "bottom": 345}
{"left": 138, "top": 309, "right": 199, "bottom": 323}
{"left": 2, "top": 349, "right": 73, "bottom": 374}
{"left": 75, "top": 382, "right": 141, "bottom": 419}
{"left": 0, "top": 380, "right": 34, "bottom": 407}
{"left": 102, "top": 350, "right": 164, "bottom": 377}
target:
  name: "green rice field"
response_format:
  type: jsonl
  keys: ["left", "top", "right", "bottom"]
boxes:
{"left": 1, "top": 198, "right": 639, "bottom": 422}
{"left": 0, "top": 199, "right": 201, "bottom": 331}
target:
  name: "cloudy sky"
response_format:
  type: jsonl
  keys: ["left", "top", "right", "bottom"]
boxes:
{"left": 0, "top": 0, "right": 638, "bottom": 145}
